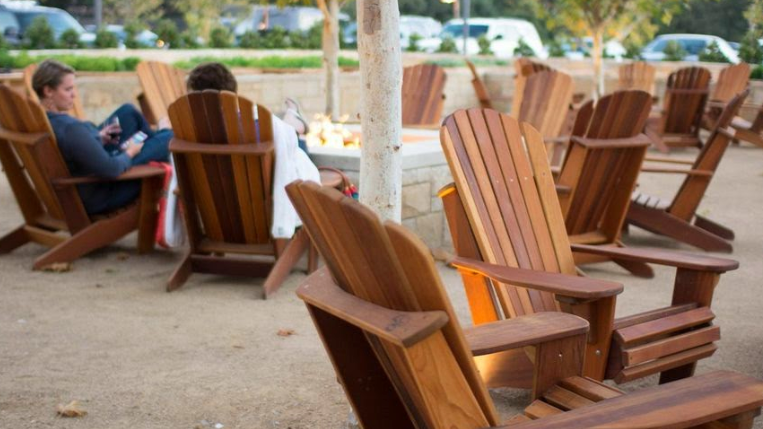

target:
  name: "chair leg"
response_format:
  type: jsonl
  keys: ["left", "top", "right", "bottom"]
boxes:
{"left": 262, "top": 230, "right": 309, "bottom": 299}
{"left": 167, "top": 251, "right": 193, "bottom": 292}
{"left": 627, "top": 204, "right": 733, "bottom": 253}
{"left": 32, "top": 209, "right": 138, "bottom": 270}
{"left": 694, "top": 215, "right": 735, "bottom": 240}
{"left": 0, "top": 225, "right": 30, "bottom": 254}
{"left": 137, "top": 177, "right": 161, "bottom": 254}
{"left": 659, "top": 362, "right": 696, "bottom": 385}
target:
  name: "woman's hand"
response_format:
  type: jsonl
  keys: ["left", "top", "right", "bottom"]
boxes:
{"left": 123, "top": 139, "right": 144, "bottom": 158}
{"left": 99, "top": 122, "right": 121, "bottom": 145}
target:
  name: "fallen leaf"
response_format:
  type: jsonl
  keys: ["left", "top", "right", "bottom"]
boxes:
{"left": 277, "top": 329, "right": 295, "bottom": 337}
{"left": 116, "top": 252, "right": 130, "bottom": 261}
{"left": 95, "top": 284, "right": 103, "bottom": 288}
{"left": 56, "top": 400, "right": 87, "bottom": 418}
{"left": 232, "top": 343, "right": 244, "bottom": 349}
{"left": 105, "top": 268, "right": 117, "bottom": 274}
{"left": 42, "top": 262, "right": 72, "bottom": 273}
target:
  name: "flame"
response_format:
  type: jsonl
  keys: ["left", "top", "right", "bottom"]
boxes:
{"left": 305, "top": 114, "right": 360, "bottom": 149}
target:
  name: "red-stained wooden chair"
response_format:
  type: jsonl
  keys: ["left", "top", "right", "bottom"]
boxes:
{"left": 287, "top": 180, "right": 763, "bottom": 429}
{"left": 0, "top": 84, "right": 163, "bottom": 269}
{"left": 439, "top": 108, "right": 738, "bottom": 387}
{"left": 402, "top": 63, "right": 446, "bottom": 127}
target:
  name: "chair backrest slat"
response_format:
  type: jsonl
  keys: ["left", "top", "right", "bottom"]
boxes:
{"left": 519, "top": 70, "right": 574, "bottom": 139}
{"left": 168, "top": 90, "right": 273, "bottom": 245}
{"left": 137, "top": 61, "right": 187, "bottom": 124}
{"left": 617, "top": 62, "right": 656, "bottom": 94}
{"left": 441, "top": 110, "right": 575, "bottom": 317}
{"left": 287, "top": 181, "right": 498, "bottom": 428}
{"left": 661, "top": 67, "right": 711, "bottom": 135}
{"left": 711, "top": 63, "right": 750, "bottom": 103}
{"left": 511, "top": 59, "right": 553, "bottom": 117}
{"left": 669, "top": 90, "right": 748, "bottom": 220}
{"left": 466, "top": 60, "right": 492, "bottom": 109}
{"left": 402, "top": 64, "right": 446, "bottom": 126}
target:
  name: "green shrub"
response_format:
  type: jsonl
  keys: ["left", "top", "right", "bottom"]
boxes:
{"left": 290, "top": 24, "right": 322, "bottom": 50}
{"left": 59, "top": 28, "right": 82, "bottom": 49}
{"left": 424, "top": 57, "right": 508, "bottom": 68}
{"left": 179, "top": 30, "right": 201, "bottom": 49}
{"left": 477, "top": 35, "right": 492, "bottom": 55}
{"left": 155, "top": 19, "right": 180, "bottom": 49}
{"left": 124, "top": 22, "right": 142, "bottom": 48}
{"left": 437, "top": 37, "right": 458, "bottom": 53}
{"left": 513, "top": 38, "right": 535, "bottom": 57}
{"left": 209, "top": 27, "right": 232, "bottom": 48}
{"left": 698, "top": 41, "right": 730, "bottom": 63}
{"left": 547, "top": 40, "right": 565, "bottom": 58}
{"left": 662, "top": 40, "right": 687, "bottom": 61}
{"left": 94, "top": 28, "right": 118, "bottom": 48}
{"left": 24, "top": 16, "right": 55, "bottom": 49}
{"left": 260, "top": 26, "right": 290, "bottom": 49}
{"left": 0, "top": 52, "right": 142, "bottom": 71}
{"left": 751, "top": 65, "right": 763, "bottom": 80}
{"left": 173, "top": 55, "right": 359, "bottom": 70}
{"left": 406, "top": 33, "right": 422, "bottom": 52}
{"left": 238, "top": 31, "right": 261, "bottom": 49}
{"left": 624, "top": 42, "right": 642, "bottom": 60}
{"left": 739, "top": 32, "right": 763, "bottom": 65}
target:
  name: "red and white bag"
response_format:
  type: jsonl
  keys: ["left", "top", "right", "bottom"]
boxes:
{"left": 149, "top": 160, "right": 185, "bottom": 248}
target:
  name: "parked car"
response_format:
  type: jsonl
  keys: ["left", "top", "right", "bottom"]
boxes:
{"left": 6, "top": 3, "right": 95, "bottom": 45}
{"left": 104, "top": 24, "right": 159, "bottom": 48}
{"left": 343, "top": 15, "right": 441, "bottom": 48}
{"left": 560, "top": 37, "right": 626, "bottom": 60}
{"left": 0, "top": 5, "right": 21, "bottom": 46}
{"left": 418, "top": 18, "right": 546, "bottom": 58}
{"left": 641, "top": 34, "right": 739, "bottom": 63}
{"left": 399, "top": 15, "right": 441, "bottom": 49}
{"left": 231, "top": 5, "right": 347, "bottom": 39}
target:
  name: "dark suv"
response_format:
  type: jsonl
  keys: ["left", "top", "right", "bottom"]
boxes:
{"left": 7, "top": 5, "right": 94, "bottom": 45}
{"left": 0, "top": 6, "right": 21, "bottom": 47}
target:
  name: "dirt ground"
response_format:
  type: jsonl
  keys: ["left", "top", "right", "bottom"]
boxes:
{"left": 1, "top": 143, "right": 762, "bottom": 429}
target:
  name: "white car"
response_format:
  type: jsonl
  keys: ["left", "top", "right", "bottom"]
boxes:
{"left": 419, "top": 18, "right": 546, "bottom": 58}
{"left": 399, "top": 15, "right": 441, "bottom": 49}
{"left": 641, "top": 34, "right": 739, "bottom": 63}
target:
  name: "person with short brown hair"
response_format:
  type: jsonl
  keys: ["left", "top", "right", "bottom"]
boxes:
{"left": 34, "top": 59, "right": 172, "bottom": 214}
{"left": 187, "top": 62, "right": 237, "bottom": 93}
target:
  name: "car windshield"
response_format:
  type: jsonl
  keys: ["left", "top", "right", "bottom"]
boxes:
{"left": 441, "top": 24, "right": 488, "bottom": 39}
{"left": 16, "top": 11, "right": 84, "bottom": 34}
{"left": 681, "top": 39, "right": 708, "bottom": 55}
{"left": 0, "top": 11, "right": 18, "bottom": 30}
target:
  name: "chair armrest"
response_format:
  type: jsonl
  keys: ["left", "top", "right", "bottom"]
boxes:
{"left": 451, "top": 257, "right": 623, "bottom": 300}
{"left": 464, "top": 312, "right": 588, "bottom": 356}
{"left": 640, "top": 167, "right": 712, "bottom": 176}
{"left": 170, "top": 137, "right": 274, "bottom": 155}
{"left": 644, "top": 156, "right": 694, "bottom": 165}
{"left": 0, "top": 128, "right": 50, "bottom": 146}
{"left": 570, "top": 134, "right": 652, "bottom": 149}
{"left": 544, "top": 135, "right": 569, "bottom": 146}
{"left": 51, "top": 165, "right": 166, "bottom": 187}
{"left": 570, "top": 244, "right": 738, "bottom": 273}
{"left": 296, "top": 268, "right": 448, "bottom": 347}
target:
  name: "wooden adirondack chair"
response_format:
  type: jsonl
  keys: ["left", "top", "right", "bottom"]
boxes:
{"left": 287, "top": 180, "right": 763, "bottom": 429}
{"left": 703, "top": 63, "right": 750, "bottom": 131}
{"left": 627, "top": 90, "right": 749, "bottom": 253}
{"left": 402, "top": 64, "right": 446, "bottom": 127}
{"left": 645, "top": 67, "right": 711, "bottom": 152}
{"left": 0, "top": 84, "right": 163, "bottom": 269}
{"left": 731, "top": 100, "right": 763, "bottom": 148}
{"left": 517, "top": 70, "right": 574, "bottom": 165}
{"left": 136, "top": 61, "right": 187, "bottom": 127}
{"left": 22, "top": 64, "right": 87, "bottom": 120}
{"left": 556, "top": 90, "right": 654, "bottom": 278}
{"left": 439, "top": 108, "right": 739, "bottom": 386}
{"left": 466, "top": 60, "right": 492, "bottom": 109}
{"left": 511, "top": 58, "right": 552, "bottom": 117}
{"left": 616, "top": 61, "right": 656, "bottom": 94}
{"left": 166, "top": 90, "right": 315, "bottom": 297}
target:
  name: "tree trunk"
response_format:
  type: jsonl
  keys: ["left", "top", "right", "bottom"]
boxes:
{"left": 357, "top": 0, "right": 403, "bottom": 222}
{"left": 592, "top": 28, "right": 605, "bottom": 99}
{"left": 320, "top": 0, "right": 341, "bottom": 119}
